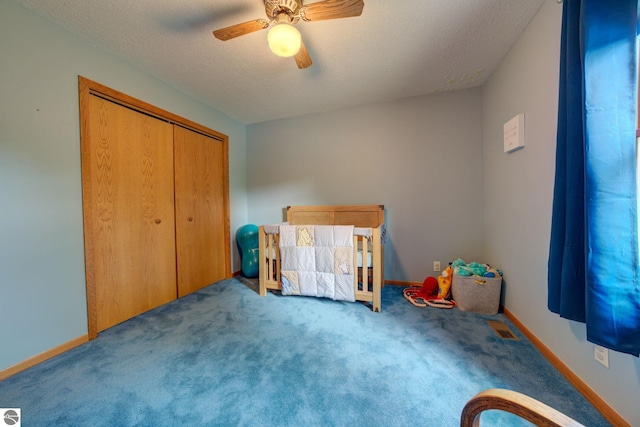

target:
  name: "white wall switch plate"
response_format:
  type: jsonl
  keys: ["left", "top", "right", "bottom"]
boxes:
{"left": 433, "top": 261, "right": 441, "bottom": 272}
{"left": 594, "top": 345, "right": 609, "bottom": 368}
{"left": 504, "top": 114, "right": 525, "bottom": 153}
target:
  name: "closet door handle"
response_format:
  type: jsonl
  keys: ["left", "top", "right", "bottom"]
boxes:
{"left": 188, "top": 216, "right": 194, "bottom": 222}
{"left": 155, "top": 219, "right": 162, "bottom": 224}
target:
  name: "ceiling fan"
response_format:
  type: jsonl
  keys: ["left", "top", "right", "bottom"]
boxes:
{"left": 212, "top": 0, "right": 365, "bottom": 69}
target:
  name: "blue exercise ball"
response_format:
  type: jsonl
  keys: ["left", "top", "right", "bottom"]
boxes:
{"left": 236, "top": 224, "right": 259, "bottom": 278}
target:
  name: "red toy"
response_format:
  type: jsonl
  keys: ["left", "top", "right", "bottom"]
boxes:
{"left": 403, "top": 277, "right": 438, "bottom": 307}
{"left": 403, "top": 275, "right": 456, "bottom": 309}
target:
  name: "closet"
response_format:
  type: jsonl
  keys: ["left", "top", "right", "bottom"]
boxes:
{"left": 174, "top": 126, "right": 228, "bottom": 297}
{"left": 79, "top": 77, "right": 230, "bottom": 338}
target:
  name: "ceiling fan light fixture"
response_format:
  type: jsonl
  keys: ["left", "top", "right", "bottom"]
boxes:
{"left": 267, "top": 22, "right": 301, "bottom": 58}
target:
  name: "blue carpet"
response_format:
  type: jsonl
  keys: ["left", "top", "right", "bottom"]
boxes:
{"left": 0, "top": 278, "right": 611, "bottom": 426}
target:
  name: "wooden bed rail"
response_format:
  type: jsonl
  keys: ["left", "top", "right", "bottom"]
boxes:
{"left": 460, "top": 389, "right": 585, "bottom": 427}
{"left": 258, "top": 225, "right": 280, "bottom": 297}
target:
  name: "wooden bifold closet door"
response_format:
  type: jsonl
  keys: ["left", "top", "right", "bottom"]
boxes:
{"left": 87, "top": 95, "right": 177, "bottom": 333}
{"left": 174, "top": 126, "right": 228, "bottom": 297}
{"left": 80, "top": 77, "right": 231, "bottom": 338}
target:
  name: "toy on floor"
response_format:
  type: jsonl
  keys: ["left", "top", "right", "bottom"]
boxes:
{"left": 403, "top": 276, "right": 438, "bottom": 307}
{"left": 428, "top": 264, "right": 456, "bottom": 308}
{"left": 403, "top": 266, "right": 456, "bottom": 309}
{"left": 437, "top": 265, "right": 453, "bottom": 298}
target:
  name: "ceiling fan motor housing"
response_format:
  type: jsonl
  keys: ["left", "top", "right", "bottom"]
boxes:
{"left": 266, "top": 0, "right": 303, "bottom": 19}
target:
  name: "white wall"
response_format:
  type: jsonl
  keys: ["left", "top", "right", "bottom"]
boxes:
{"left": 247, "top": 89, "right": 485, "bottom": 282}
{"left": 0, "top": 1, "right": 248, "bottom": 371}
{"left": 482, "top": 1, "right": 640, "bottom": 425}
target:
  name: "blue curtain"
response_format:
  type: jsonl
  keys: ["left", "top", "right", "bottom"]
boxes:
{"left": 548, "top": 0, "right": 640, "bottom": 356}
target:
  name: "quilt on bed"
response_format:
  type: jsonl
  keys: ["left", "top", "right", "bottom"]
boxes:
{"left": 279, "top": 225, "right": 355, "bottom": 302}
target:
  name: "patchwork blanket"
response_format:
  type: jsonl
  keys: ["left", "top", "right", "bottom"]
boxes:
{"left": 279, "top": 225, "right": 355, "bottom": 302}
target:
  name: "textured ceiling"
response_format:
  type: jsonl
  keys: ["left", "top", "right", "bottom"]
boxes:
{"left": 11, "top": 0, "right": 545, "bottom": 124}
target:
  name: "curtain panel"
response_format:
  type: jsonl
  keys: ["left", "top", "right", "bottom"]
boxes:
{"left": 548, "top": 0, "right": 640, "bottom": 356}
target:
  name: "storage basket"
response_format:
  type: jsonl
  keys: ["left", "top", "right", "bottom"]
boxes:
{"left": 451, "top": 272, "right": 502, "bottom": 314}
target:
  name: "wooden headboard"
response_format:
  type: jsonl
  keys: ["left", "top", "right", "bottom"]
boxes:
{"left": 286, "top": 205, "right": 384, "bottom": 228}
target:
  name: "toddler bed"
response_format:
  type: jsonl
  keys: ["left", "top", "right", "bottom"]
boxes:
{"left": 258, "top": 205, "right": 384, "bottom": 312}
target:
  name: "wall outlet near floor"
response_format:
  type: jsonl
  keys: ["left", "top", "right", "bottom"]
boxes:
{"left": 594, "top": 345, "right": 609, "bottom": 368}
{"left": 433, "top": 261, "right": 441, "bottom": 272}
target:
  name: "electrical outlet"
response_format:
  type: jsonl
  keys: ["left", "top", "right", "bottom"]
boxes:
{"left": 433, "top": 261, "right": 441, "bottom": 272}
{"left": 594, "top": 345, "right": 609, "bottom": 368}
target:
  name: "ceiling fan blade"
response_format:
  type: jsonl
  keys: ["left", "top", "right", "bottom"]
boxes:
{"left": 213, "top": 19, "right": 269, "bottom": 41}
{"left": 294, "top": 41, "right": 312, "bottom": 69}
{"left": 300, "top": 0, "right": 364, "bottom": 22}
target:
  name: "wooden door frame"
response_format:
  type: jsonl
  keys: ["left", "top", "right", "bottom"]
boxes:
{"left": 79, "top": 76, "right": 231, "bottom": 339}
